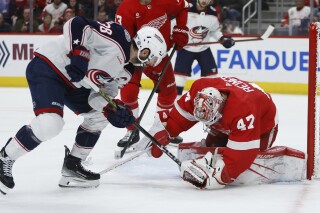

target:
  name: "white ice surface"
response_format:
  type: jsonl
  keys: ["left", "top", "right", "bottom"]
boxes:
{"left": 0, "top": 88, "right": 319, "bottom": 213}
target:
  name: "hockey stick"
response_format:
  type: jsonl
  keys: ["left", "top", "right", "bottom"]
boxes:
{"left": 187, "top": 24, "right": 275, "bottom": 46}
{"left": 118, "top": 44, "right": 177, "bottom": 159}
{"left": 83, "top": 77, "right": 182, "bottom": 167}
{"left": 99, "top": 147, "right": 151, "bottom": 175}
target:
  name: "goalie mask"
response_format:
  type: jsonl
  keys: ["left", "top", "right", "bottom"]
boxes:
{"left": 134, "top": 26, "right": 167, "bottom": 67}
{"left": 193, "top": 87, "right": 224, "bottom": 126}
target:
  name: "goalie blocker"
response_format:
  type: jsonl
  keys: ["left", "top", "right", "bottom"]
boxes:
{"left": 178, "top": 141, "right": 306, "bottom": 189}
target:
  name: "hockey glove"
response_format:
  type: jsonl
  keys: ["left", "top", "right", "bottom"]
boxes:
{"left": 65, "top": 46, "right": 90, "bottom": 82}
{"left": 172, "top": 25, "right": 189, "bottom": 50}
{"left": 133, "top": 110, "right": 172, "bottom": 158}
{"left": 219, "top": 36, "right": 235, "bottom": 49}
{"left": 103, "top": 99, "right": 135, "bottom": 128}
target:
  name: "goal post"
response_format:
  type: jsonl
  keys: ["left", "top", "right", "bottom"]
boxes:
{"left": 307, "top": 22, "right": 320, "bottom": 180}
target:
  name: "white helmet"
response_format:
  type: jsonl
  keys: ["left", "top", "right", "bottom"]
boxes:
{"left": 134, "top": 26, "right": 167, "bottom": 67}
{"left": 193, "top": 87, "right": 224, "bottom": 126}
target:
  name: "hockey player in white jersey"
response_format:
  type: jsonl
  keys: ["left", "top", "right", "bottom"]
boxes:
{"left": 173, "top": 0, "right": 235, "bottom": 97}
{"left": 0, "top": 16, "right": 167, "bottom": 195}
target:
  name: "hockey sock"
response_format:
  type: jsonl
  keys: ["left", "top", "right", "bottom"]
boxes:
{"left": 71, "top": 126, "right": 101, "bottom": 160}
{"left": 5, "top": 125, "right": 42, "bottom": 160}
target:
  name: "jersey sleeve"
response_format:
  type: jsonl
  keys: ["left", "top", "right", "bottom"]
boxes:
{"left": 115, "top": 2, "right": 136, "bottom": 38}
{"left": 165, "top": 0, "right": 189, "bottom": 27}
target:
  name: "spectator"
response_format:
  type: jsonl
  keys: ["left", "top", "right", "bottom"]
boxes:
{"left": 67, "top": 0, "right": 83, "bottom": 16}
{"left": 8, "top": 0, "right": 28, "bottom": 26}
{"left": 0, "top": 12, "right": 12, "bottom": 32}
{"left": 38, "top": 12, "right": 59, "bottom": 33}
{"left": 79, "top": 0, "right": 93, "bottom": 19}
{"left": 281, "top": 0, "right": 311, "bottom": 35}
{"left": 13, "top": 7, "right": 39, "bottom": 32}
{"left": 106, "top": 0, "right": 122, "bottom": 21}
{"left": 222, "top": 18, "right": 244, "bottom": 35}
{"left": 34, "top": 0, "right": 48, "bottom": 24}
{"left": 219, "top": 0, "right": 246, "bottom": 24}
{"left": 42, "top": 0, "right": 68, "bottom": 25}
{"left": 98, "top": 0, "right": 107, "bottom": 12}
{"left": 56, "top": 8, "right": 74, "bottom": 32}
{"left": 0, "top": 0, "right": 10, "bottom": 22}
{"left": 96, "top": 9, "right": 109, "bottom": 22}
{"left": 62, "top": 8, "right": 74, "bottom": 22}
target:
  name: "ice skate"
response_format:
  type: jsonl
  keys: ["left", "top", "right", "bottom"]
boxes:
{"left": 58, "top": 146, "right": 100, "bottom": 188}
{"left": 117, "top": 130, "right": 140, "bottom": 148}
{"left": 0, "top": 143, "right": 15, "bottom": 195}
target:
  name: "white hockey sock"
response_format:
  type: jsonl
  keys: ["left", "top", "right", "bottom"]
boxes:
{"left": 70, "top": 143, "right": 92, "bottom": 160}
{"left": 5, "top": 137, "right": 29, "bottom": 161}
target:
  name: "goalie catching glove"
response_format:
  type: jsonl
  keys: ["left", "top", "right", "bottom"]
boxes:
{"left": 133, "top": 110, "right": 172, "bottom": 158}
{"left": 180, "top": 152, "right": 232, "bottom": 189}
{"left": 65, "top": 45, "right": 90, "bottom": 82}
{"left": 103, "top": 99, "right": 135, "bottom": 128}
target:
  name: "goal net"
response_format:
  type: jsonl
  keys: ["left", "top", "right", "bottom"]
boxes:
{"left": 308, "top": 22, "right": 320, "bottom": 179}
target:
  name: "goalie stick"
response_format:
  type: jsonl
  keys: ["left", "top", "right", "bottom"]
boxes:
{"left": 187, "top": 24, "right": 275, "bottom": 46}
{"left": 117, "top": 44, "right": 177, "bottom": 159}
{"left": 83, "top": 77, "right": 182, "bottom": 167}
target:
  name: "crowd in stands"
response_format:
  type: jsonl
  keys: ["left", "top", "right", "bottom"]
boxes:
{"left": 0, "top": 0, "right": 319, "bottom": 35}
{"left": 0, "top": 0, "right": 119, "bottom": 33}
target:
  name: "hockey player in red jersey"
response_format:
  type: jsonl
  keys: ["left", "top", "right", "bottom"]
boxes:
{"left": 115, "top": 0, "right": 190, "bottom": 147}
{"left": 0, "top": 16, "right": 167, "bottom": 195}
{"left": 135, "top": 77, "right": 279, "bottom": 189}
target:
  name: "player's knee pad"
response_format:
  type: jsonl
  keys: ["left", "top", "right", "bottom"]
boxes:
{"left": 120, "top": 83, "right": 140, "bottom": 108}
{"left": 30, "top": 113, "right": 65, "bottom": 141}
{"left": 81, "top": 110, "right": 109, "bottom": 132}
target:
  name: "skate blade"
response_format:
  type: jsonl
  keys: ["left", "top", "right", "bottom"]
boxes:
{"left": 0, "top": 182, "right": 10, "bottom": 195}
{"left": 58, "top": 176, "right": 100, "bottom": 188}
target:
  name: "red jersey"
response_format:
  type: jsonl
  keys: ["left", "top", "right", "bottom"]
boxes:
{"left": 166, "top": 77, "right": 279, "bottom": 179}
{"left": 115, "top": 0, "right": 189, "bottom": 47}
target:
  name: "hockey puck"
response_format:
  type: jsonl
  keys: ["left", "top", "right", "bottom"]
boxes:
{"left": 114, "top": 150, "right": 122, "bottom": 159}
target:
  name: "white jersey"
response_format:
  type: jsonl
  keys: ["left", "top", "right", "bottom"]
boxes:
{"left": 35, "top": 16, "right": 133, "bottom": 111}
{"left": 172, "top": 4, "right": 223, "bottom": 53}
{"left": 43, "top": 2, "right": 68, "bottom": 24}
{"left": 287, "top": 6, "right": 310, "bottom": 27}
